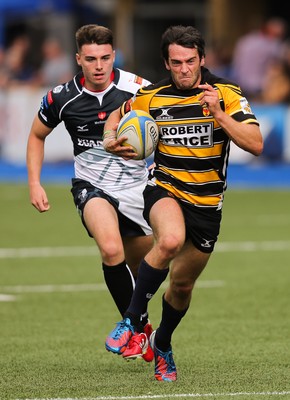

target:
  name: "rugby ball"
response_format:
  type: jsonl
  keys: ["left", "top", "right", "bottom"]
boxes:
{"left": 117, "top": 110, "right": 159, "bottom": 160}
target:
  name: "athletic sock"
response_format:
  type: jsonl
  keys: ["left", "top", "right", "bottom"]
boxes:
{"left": 133, "top": 280, "right": 149, "bottom": 327}
{"left": 155, "top": 295, "right": 188, "bottom": 351}
{"left": 102, "top": 261, "right": 135, "bottom": 317}
{"left": 125, "top": 259, "right": 169, "bottom": 322}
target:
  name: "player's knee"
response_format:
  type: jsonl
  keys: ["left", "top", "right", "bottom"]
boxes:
{"left": 99, "top": 241, "right": 123, "bottom": 264}
{"left": 171, "top": 280, "right": 194, "bottom": 302}
{"left": 158, "top": 234, "right": 184, "bottom": 260}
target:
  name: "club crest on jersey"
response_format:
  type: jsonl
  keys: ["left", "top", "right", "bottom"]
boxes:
{"left": 202, "top": 105, "right": 210, "bottom": 117}
{"left": 98, "top": 112, "right": 106, "bottom": 120}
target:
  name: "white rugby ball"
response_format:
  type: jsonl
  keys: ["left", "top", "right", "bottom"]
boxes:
{"left": 117, "top": 110, "right": 159, "bottom": 160}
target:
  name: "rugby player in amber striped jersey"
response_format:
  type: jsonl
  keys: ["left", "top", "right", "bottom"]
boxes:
{"left": 104, "top": 25, "right": 263, "bottom": 381}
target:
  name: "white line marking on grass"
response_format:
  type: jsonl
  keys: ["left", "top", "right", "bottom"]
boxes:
{"left": 1, "top": 283, "right": 107, "bottom": 293}
{"left": 0, "top": 240, "right": 289, "bottom": 260}
{"left": 0, "top": 294, "right": 17, "bottom": 301}
{"left": 14, "top": 390, "right": 290, "bottom": 400}
{"left": 0, "top": 246, "right": 98, "bottom": 259}
{"left": 216, "top": 240, "right": 290, "bottom": 252}
{"left": 0, "top": 280, "right": 224, "bottom": 295}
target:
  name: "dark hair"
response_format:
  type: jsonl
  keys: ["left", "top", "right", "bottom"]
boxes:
{"left": 161, "top": 25, "right": 205, "bottom": 61}
{"left": 75, "top": 24, "right": 113, "bottom": 52}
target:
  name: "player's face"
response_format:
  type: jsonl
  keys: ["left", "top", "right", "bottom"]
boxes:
{"left": 165, "top": 44, "right": 205, "bottom": 90}
{"left": 76, "top": 43, "right": 115, "bottom": 91}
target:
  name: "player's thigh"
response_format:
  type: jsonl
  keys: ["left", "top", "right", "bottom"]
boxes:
{"left": 149, "top": 197, "right": 186, "bottom": 245}
{"left": 83, "top": 197, "right": 123, "bottom": 251}
{"left": 123, "top": 235, "right": 154, "bottom": 275}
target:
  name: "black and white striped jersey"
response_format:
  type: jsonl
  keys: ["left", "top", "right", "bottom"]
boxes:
{"left": 38, "top": 68, "right": 151, "bottom": 191}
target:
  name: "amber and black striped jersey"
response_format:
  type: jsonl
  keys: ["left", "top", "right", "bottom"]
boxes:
{"left": 121, "top": 67, "right": 259, "bottom": 208}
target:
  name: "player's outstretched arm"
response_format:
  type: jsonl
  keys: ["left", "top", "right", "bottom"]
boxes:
{"left": 26, "top": 115, "right": 52, "bottom": 212}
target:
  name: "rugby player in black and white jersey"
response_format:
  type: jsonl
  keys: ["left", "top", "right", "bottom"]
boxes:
{"left": 26, "top": 25, "right": 154, "bottom": 362}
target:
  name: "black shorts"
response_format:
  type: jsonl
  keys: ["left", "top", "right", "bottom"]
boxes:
{"left": 71, "top": 178, "right": 148, "bottom": 238}
{"left": 143, "top": 184, "right": 222, "bottom": 253}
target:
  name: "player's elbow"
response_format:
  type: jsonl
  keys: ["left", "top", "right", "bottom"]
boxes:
{"left": 245, "top": 125, "right": 264, "bottom": 156}
{"left": 251, "top": 139, "right": 264, "bottom": 156}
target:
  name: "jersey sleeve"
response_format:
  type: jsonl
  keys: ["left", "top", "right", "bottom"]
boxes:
{"left": 38, "top": 85, "right": 64, "bottom": 128}
{"left": 218, "top": 84, "right": 260, "bottom": 125}
{"left": 120, "top": 85, "right": 156, "bottom": 117}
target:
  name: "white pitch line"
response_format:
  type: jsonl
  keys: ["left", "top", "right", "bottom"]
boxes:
{"left": 216, "top": 240, "right": 290, "bottom": 252}
{"left": 0, "top": 246, "right": 98, "bottom": 259}
{"left": 14, "top": 390, "right": 290, "bottom": 400}
{"left": 0, "top": 294, "right": 17, "bottom": 301}
{"left": 0, "top": 283, "right": 107, "bottom": 293}
{"left": 0, "top": 240, "right": 289, "bottom": 260}
{"left": 0, "top": 280, "right": 224, "bottom": 295}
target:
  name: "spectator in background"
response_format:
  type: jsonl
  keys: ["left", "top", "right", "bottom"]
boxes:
{"left": 231, "top": 17, "right": 288, "bottom": 101}
{"left": 0, "top": 46, "right": 10, "bottom": 88}
{"left": 204, "top": 43, "right": 232, "bottom": 80}
{"left": 34, "top": 37, "right": 74, "bottom": 87}
{"left": 3, "top": 34, "right": 34, "bottom": 86}
{"left": 260, "top": 58, "right": 290, "bottom": 104}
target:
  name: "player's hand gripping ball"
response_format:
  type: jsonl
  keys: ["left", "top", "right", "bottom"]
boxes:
{"left": 117, "top": 110, "right": 159, "bottom": 160}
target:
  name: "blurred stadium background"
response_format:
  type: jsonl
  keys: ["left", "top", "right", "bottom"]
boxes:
{"left": 1, "top": 3, "right": 290, "bottom": 398}
{"left": 0, "top": 0, "right": 290, "bottom": 187}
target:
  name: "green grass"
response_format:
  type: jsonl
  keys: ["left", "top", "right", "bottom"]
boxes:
{"left": 0, "top": 183, "right": 290, "bottom": 400}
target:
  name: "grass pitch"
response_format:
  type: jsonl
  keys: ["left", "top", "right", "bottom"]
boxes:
{"left": 0, "top": 183, "right": 290, "bottom": 400}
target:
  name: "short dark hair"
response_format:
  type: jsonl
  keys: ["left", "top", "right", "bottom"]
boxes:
{"left": 75, "top": 24, "right": 113, "bottom": 52}
{"left": 161, "top": 25, "right": 205, "bottom": 61}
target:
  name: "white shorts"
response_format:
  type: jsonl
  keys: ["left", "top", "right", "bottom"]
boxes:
{"left": 71, "top": 178, "right": 152, "bottom": 237}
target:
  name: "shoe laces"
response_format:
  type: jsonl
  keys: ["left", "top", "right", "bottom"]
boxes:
{"left": 112, "top": 318, "right": 134, "bottom": 339}
{"left": 158, "top": 348, "right": 176, "bottom": 372}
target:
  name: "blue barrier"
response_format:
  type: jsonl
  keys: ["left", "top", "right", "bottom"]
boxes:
{"left": 252, "top": 104, "right": 290, "bottom": 162}
{"left": 1, "top": 160, "right": 290, "bottom": 188}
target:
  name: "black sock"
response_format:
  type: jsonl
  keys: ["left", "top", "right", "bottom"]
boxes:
{"left": 155, "top": 295, "right": 188, "bottom": 351}
{"left": 132, "top": 276, "right": 149, "bottom": 326}
{"left": 102, "top": 261, "right": 135, "bottom": 317}
{"left": 125, "top": 259, "right": 169, "bottom": 322}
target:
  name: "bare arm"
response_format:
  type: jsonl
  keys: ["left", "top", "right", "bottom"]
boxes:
{"left": 198, "top": 84, "right": 263, "bottom": 156}
{"left": 212, "top": 112, "right": 262, "bottom": 155}
{"left": 26, "top": 115, "right": 53, "bottom": 212}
